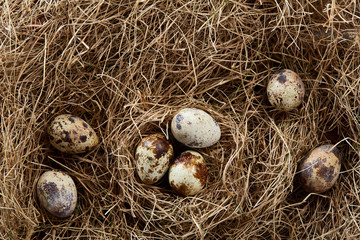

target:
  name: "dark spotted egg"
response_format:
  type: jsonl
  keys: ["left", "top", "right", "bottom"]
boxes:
{"left": 169, "top": 150, "right": 207, "bottom": 196}
{"left": 267, "top": 69, "right": 305, "bottom": 111}
{"left": 47, "top": 114, "right": 99, "bottom": 154}
{"left": 171, "top": 108, "right": 221, "bottom": 148}
{"left": 37, "top": 171, "right": 77, "bottom": 218}
{"left": 298, "top": 144, "right": 341, "bottom": 193}
{"left": 135, "top": 134, "right": 174, "bottom": 184}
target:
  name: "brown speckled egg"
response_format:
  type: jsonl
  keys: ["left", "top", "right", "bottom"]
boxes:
{"left": 135, "top": 134, "right": 174, "bottom": 184}
{"left": 37, "top": 171, "right": 77, "bottom": 218}
{"left": 298, "top": 144, "right": 341, "bottom": 193}
{"left": 169, "top": 150, "right": 207, "bottom": 196}
{"left": 47, "top": 114, "right": 99, "bottom": 154}
{"left": 267, "top": 69, "right": 305, "bottom": 111}
{"left": 171, "top": 108, "right": 221, "bottom": 148}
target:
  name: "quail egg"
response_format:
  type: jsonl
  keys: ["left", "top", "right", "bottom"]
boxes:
{"left": 171, "top": 108, "right": 221, "bottom": 148}
{"left": 135, "top": 133, "right": 174, "bottom": 184}
{"left": 298, "top": 144, "right": 341, "bottom": 193}
{"left": 267, "top": 69, "right": 305, "bottom": 111}
{"left": 47, "top": 114, "right": 99, "bottom": 154}
{"left": 37, "top": 170, "right": 77, "bottom": 218}
{"left": 169, "top": 150, "right": 207, "bottom": 196}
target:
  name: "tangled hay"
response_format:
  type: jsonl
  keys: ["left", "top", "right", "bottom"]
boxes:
{"left": 1, "top": 0, "right": 359, "bottom": 239}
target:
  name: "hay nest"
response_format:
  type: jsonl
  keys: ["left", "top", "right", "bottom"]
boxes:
{"left": 1, "top": 0, "right": 359, "bottom": 239}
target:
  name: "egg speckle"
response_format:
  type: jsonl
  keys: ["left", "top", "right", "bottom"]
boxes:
{"left": 47, "top": 114, "right": 99, "bottom": 154}
{"left": 298, "top": 144, "right": 341, "bottom": 193}
{"left": 135, "top": 134, "right": 173, "bottom": 184}
{"left": 168, "top": 150, "right": 207, "bottom": 196}
{"left": 267, "top": 69, "right": 305, "bottom": 111}
{"left": 171, "top": 108, "right": 220, "bottom": 148}
{"left": 37, "top": 171, "right": 77, "bottom": 218}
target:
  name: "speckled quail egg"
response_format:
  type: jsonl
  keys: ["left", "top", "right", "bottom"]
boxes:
{"left": 171, "top": 108, "right": 221, "bottom": 148}
{"left": 37, "top": 170, "right": 77, "bottom": 218}
{"left": 47, "top": 114, "right": 99, "bottom": 154}
{"left": 135, "top": 133, "right": 174, "bottom": 184}
{"left": 298, "top": 144, "right": 341, "bottom": 193}
{"left": 168, "top": 150, "right": 207, "bottom": 196}
{"left": 267, "top": 69, "right": 305, "bottom": 111}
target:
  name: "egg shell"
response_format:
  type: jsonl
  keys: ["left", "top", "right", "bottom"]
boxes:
{"left": 171, "top": 108, "right": 221, "bottom": 148}
{"left": 37, "top": 171, "right": 77, "bottom": 218}
{"left": 298, "top": 144, "right": 341, "bottom": 193}
{"left": 169, "top": 150, "right": 207, "bottom": 196}
{"left": 267, "top": 69, "right": 305, "bottom": 111}
{"left": 135, "top": 133, "right": 174, "bottom": 184}
{"left": 47, "top": 114, "right": 99, "bottom": 154}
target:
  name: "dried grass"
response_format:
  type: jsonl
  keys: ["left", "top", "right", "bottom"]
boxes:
{"left": 1, "top": 0, "right": 360, "bottom": 239}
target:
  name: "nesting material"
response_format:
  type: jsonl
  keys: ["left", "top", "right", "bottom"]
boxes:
{"left": 1, "top": 0, "right": 359, "bottom": 239}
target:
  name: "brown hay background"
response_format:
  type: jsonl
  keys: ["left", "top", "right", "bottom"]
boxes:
{"left": 1, "top": 0, "right": 360, "bottom": 239}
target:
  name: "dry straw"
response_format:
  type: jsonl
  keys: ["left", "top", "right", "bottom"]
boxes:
{"left": 1, "top": 0, "right": 359, "bottom": 239}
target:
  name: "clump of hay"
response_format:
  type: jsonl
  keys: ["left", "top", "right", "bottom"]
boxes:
{"left": 1, "top": 0, "right": 359, "bottom": 239}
